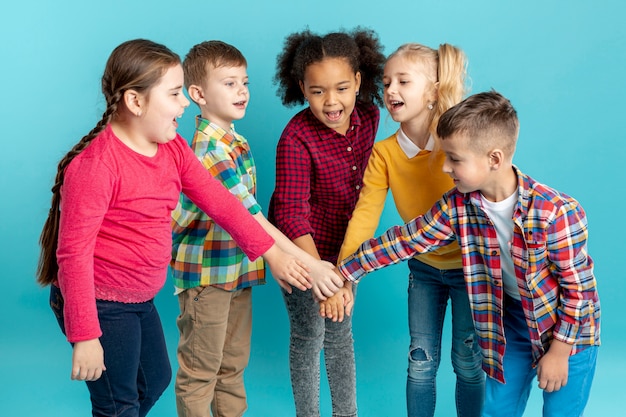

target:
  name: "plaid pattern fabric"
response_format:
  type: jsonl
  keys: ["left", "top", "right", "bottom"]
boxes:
{"left": 171, "top": 117, "right": 265, "bottom": 291}
{"left": 339, "top": 166, "right": 600, "bottom": 383}
{"left": 268, "top": 102, "right": 380, "bottom": 264}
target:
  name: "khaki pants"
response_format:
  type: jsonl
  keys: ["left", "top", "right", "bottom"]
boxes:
{"left": 175, "top": 286, "right": 252, "bottom": 417}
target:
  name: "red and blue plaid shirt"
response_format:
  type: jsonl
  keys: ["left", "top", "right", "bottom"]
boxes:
{"left": 339, "top": 166, "right": 600, "bottom": 382}
{"left": 269, "top": 101, "right": 380, "bottom": 264}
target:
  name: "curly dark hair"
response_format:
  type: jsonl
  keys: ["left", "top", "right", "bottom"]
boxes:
{"left": 274, "top": 27, "right": 385, "bottom": 107}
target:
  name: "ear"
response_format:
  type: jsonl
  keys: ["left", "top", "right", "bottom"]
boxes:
{"left": 123, "top": 89, "right": 144, "bottom": 116}
{"left": 355, "top": 71, "right": 362, "bottom": 92}
{"left": 187, "top": 84, "right": 206, "bottom": 105}
{"left": 431, "top": 81, "right": 440, "bottom": 101}
{"left": 488, "top": 148, "right": 505, "bottom": 170}
{"left": 299, "top": 80, "right": 306, "bottom": 96}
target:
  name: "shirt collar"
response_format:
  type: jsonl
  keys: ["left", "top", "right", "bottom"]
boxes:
{"left": 195, "top": 115, "right": 241, "bottom": 146}
{"left": 396, "top": 128, "right": 434, "bottom": 158}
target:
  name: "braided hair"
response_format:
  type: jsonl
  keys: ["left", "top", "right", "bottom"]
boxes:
{"left": 37, "top": 39, "right": 180, "bottom": 286}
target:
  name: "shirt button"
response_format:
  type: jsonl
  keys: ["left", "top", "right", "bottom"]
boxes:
{"left": 356, "top": 185, "right": 361, "bottom": 190}
{"left": 347, "top": 146, "right": 353, "bottom": 152}
{"left": 352, "top": 166, "right": 357, "bottom": 171}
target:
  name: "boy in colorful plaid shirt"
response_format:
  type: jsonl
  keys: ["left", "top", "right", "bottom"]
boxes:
{"left": 170, "top": 41, "right": 342, "bottom": 417}
{"left": 338, "top": 91, "right": 600, "bottom": 417}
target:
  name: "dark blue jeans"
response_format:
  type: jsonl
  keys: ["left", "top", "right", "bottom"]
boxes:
{"left": 406, "top": 259, "right": 484, "bottom": 417}
{"left": 50, "top": 285, "right": 171, "bottom": 417}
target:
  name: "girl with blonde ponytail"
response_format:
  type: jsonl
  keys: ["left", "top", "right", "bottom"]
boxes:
{"left": 37, "top": 39, "right": 338, "bottom": 417}
{"left": 327, "top": 43, "right": 485, "bottom": 417}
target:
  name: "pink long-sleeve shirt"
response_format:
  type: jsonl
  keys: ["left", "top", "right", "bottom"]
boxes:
{"left": 56, "top": 125, "right": 274, "bottom": 343}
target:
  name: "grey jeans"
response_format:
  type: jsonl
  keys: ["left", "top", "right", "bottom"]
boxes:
{"left": 282, "top": 287, "right": 357, "bottom": 417}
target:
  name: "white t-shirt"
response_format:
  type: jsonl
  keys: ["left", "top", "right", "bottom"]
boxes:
{"left": 481, "top": 191, "right": 520, "bottom": 300}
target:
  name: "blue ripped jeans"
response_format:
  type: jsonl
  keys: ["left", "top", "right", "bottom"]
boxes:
{"left": 407, "top": 259, "right": 484, "bottom": 417}
{"left": 282, "top": 286, "right": 357, "bottom": 417}
{"left": 50, "top": 285, "right": 171, "bottom": 417}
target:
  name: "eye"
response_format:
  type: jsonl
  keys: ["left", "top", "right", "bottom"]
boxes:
{"left": 383, "top": 82, "right": 390, "bottom": 88}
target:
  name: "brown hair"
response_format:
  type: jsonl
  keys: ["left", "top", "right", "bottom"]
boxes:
{"left": 183, "top": 40, "right": 247, "bottom": 90}
{"left": 36, "top": 39, "right": 180, "bottom": 286}
{"left": 388, "top": 43, "right": 468, "bottom": 139}
{"left": 437, "top": 90, "right": 519, "bottom": 155}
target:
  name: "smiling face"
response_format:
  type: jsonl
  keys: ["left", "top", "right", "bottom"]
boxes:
{"left": 141, "top": 64, "right": 190, "bottom": 145}
{"left": 300, "top": 57, "right": 361, "bottom": 135}
{"left": 441, "top": 132, "right": 493, "bottom": 194}
{"left": 194, "top": 64, "right": 249, "bottom": 131}
{"left": 383, "top": 55, "right": 435, "bottom": 125}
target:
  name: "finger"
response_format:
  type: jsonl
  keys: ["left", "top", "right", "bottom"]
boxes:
{"left": 330, "top": 273, "right": 344, "bottom": 289}
{"left": 344, "top": 298, "right": 354, "bottom": 317}
{"left": 295, "top": 259, "right": 311, "bottom": 272}
{"left": 284, "top": 271, "right": 308, "bottom": 291}
{"left": 292, "top": 267, "right": 312, "bottom": 289}
{"left": 319, "top": 302, "right": 328, "bottom": 318}
{"left": 313, "top": 286, "right": 327, "bottom": 301}
{"left": 276, "top": 278, "right": 293, "bottom": 294}
{"left": 335, "top": 302, "right": 344, "bottom": 322}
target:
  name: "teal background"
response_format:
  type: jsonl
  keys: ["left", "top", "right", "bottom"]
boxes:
{"left": 1, "top": 1, "right": 624, "bottom": 416}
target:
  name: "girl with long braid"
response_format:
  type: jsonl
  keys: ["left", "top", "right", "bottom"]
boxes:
{"left": 37, "top": 39, "right": 340, "bottom": 417}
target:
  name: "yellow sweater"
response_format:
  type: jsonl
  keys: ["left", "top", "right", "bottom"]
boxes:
{"left": 338, "top": 132, "right": 462, "bottom": 270}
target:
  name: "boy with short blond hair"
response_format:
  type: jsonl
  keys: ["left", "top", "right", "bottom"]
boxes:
{"left": 338, "top": 91, "right": 600, "bottom": 417}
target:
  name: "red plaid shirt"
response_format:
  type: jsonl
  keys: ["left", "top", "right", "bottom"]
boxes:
{"left": 269, "top": 102, "right": 380, "bottom": 264}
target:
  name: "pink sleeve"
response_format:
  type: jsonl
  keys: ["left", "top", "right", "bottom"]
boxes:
{"left": 56, "top": 156, "right": 111, "bottom": 343}
{"left": 177, "top": 139, "right": 274, "bottom": 260}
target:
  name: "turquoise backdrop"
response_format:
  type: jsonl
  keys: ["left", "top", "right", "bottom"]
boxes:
{"left": 1, "top": 1, "right": 624, "bottom": 416}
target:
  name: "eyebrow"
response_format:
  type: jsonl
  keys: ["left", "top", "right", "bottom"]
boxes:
{"left": 307, "top": 80, "right": 351, "bottom": 89}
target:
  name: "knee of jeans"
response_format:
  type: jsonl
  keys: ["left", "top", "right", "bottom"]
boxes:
{"left": 407, "top": 346, "right": 438, "bottom": 380}
{"left": 451, "top": 333, "right": 483, "bottom": 381}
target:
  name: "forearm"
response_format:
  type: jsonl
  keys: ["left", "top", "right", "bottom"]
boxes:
{"left": 254, "top": 213, "right": 321, "bottom": 264}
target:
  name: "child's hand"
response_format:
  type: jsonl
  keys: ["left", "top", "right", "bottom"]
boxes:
{"left": 266, "top": 247, "right": 312, "bottom": 293}
{"left": 307, "top": 261, "right": 345, "bottom": 301}
{"left": 319, "top": 282, "right": 354, "bottom": 322}
{"left": 72, "top": 338, "right": 106, "bottom": 381}
{"left": 536, "top": 339, "right": 572, "bottom": 392}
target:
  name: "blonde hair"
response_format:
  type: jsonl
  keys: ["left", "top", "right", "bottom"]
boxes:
{"left": 388, "top": 43, "right": 468, "bottom": 141}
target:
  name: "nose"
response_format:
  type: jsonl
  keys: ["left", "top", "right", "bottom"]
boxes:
{"left": 181, "top": 93, "right": 190, "bottom": 108}
{"left": 442, "top": 157, "right": 452, "bottom": 174}
{"left": 325, "top": 90, "right": 337, "bottom": 105}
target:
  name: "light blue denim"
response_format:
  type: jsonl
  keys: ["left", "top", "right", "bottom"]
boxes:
{"left": 407, "top": 259, "right": 484, "bottom": 417}
{"left": 282, "top": 286, "right": 357, "bottom": 417}
{"left": 483, "top": 295, "right": 598, "bottom": 417}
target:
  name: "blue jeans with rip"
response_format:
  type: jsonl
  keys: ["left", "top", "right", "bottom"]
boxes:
{"left": 50, "top": 285, "right": 171, "bottom": 417}
{"left": 282, "top": 286, "right": 357, "bottom": 417}
{"left": 407, "top": 259, "right": 484, "bottom": 417}
{"left": 483, "top": 295, "right": 598, "bottom": 417}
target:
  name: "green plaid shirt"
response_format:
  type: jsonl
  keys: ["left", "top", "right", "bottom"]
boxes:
{"left": 170, "top": 117, "right": 266, "bottom": 290}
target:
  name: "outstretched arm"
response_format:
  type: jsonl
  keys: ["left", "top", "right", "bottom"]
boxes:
{"left": 254, "top": 213, "right": 343, "bottom": 300}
